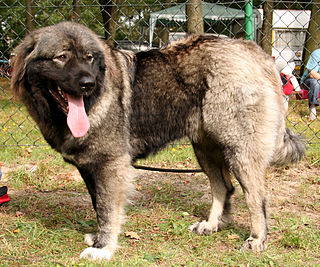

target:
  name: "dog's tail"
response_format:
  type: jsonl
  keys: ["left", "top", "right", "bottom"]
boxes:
{"left": 270, "top": 128, "right": 305, "bottom": 167}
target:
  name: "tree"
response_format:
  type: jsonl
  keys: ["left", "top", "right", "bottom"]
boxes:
{"left": 260, "top": 0, "right": 273, "bottom": 55}
{"left": 303, "top": 0, "right": 320, "bottom": 68}
{"left": 25, "top": 0, "right": 35, "bottom": 34}
{"left": 71, "top": 0, "right": 81, "bottom": 22}
{"left": 186, "top": 0, "right": 204, "bottom": 34}
{"left": 159, "top": 0, "right": 172, "bottom": 46}
{"left": 99, "top": 0, "right": 122, "bottom": 47}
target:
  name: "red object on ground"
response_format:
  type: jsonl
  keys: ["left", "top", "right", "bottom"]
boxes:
{"left": 0, "top": 186, "right": 10, "bottom": 205}
{"left": 0, "top": 193, "right": 10, "bottom": 205}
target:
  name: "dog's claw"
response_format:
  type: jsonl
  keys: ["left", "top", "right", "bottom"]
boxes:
{"left": 241, "top": 236, "right": 268, "bottom": 252}
{"left": 188, "top": 220, "right": 218, "bottom": 235}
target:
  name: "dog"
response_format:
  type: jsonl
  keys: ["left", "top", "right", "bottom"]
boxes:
{"left": 11, "top": 22, "right": 305, "bottom": 260}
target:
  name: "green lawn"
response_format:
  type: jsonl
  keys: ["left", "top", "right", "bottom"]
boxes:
{"left": 0, "top": 146, "right": 319, "bottom": 266}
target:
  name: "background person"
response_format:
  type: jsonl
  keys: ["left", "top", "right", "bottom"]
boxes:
{"left": 274, "top": 49, "right": 301, "bottom": 110}
{"left": 301, "top": 49, "right": 320, "bottom": 120}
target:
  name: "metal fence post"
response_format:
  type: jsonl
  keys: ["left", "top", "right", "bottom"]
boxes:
{"left": 245, "top": 0, "right": 254, "bottom": 40}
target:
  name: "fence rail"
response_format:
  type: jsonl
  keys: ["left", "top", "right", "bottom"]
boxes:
{"left": 0, "top": 0, "right": 319, "bottom": 146}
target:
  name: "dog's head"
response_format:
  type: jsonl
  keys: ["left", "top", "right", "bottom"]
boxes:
{"left": 11, "top": 22, "right": 106, "bottom": 138}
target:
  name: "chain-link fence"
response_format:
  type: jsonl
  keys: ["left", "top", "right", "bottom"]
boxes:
{"left": 0, "top": 0, "right": 319, "bottom": 147}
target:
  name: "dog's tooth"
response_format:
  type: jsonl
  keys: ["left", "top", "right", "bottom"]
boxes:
{"left": 58, "top": 87, "right": 64, "bottom": 98}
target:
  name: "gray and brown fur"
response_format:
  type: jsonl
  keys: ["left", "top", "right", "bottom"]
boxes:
{"left": 11, "top": 22, "right": 305, "bottom": 260}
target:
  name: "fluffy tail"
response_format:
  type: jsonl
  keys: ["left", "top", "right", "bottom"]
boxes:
{"left": 271, "top": 128, "right": 305, "bottom": 167}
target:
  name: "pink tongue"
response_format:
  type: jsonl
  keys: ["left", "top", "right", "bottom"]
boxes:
{"left": 66, "top": 94, "right": 90, "bottom": 138}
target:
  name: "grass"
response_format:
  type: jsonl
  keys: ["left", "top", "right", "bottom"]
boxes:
{"left": 286, "top": 96, "right": 320, "bottom": 144}
{"left": 1, "top": 77, "right": 320, "bottom": 265}
{"left": 0, "top": 78, "right": 44, "bottom": 146}
{"left": 1, "top": 145, "right": 319, "bottom": 266}
{"left": 1, "top": 166, "right": 319, "bottom": 266}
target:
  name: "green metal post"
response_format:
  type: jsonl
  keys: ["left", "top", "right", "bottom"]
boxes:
{"left": 245, "top": 0, "right": 254, "bottom": 40}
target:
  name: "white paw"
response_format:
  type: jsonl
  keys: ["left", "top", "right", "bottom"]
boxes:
{"left": 84, "top": 233, "right": 95, "bottom": 246}
{"left": 188, "top": 220, "right": 218, "bottom": 235}
{"left": 241, "top": 236, "right": 268, "bottom": 252}
{"left": 80, "top": 247, "right": 113, "bottom": 261}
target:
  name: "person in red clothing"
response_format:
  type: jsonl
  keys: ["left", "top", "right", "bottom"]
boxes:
{"left": 0, "top": 162, "right": 11, "bottom": 205}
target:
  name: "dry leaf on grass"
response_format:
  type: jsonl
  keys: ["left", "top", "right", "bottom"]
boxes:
{"left": 15, "top": 211, "right": 23, "bottom": 217}
{"left": 228, "top": 233, "right": 240, "bottom": 240}
{"left": 124, "top": 231, "right": 141, "bottom": 240}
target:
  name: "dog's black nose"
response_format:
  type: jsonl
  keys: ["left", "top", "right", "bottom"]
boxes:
{"left": 79, "top": 76, "right": 95, "bottom": 89}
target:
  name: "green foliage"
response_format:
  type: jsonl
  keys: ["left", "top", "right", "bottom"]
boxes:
{"left": 0, "top": 0, "right": 25, "bottom": 58}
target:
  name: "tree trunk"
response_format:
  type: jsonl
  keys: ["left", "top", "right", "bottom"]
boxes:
{"left": 25, "top": 0, "right": 35, "bottom": 34}
{"left": 260, "top": 0, "right": 273, "bottom": 55}
{"left": 186, "top": 0, "right": 204, "bottom": 34}
{"left": 159, "top": 0, "right": 172, "bottom": 46}
{"left": 99, "top": 0, "right": 121, "bottom": 47}
{"left": 303, "top": 0, "right": 320, "bottom": 69}
{"left": 72, "top": 0, "right": 81, "bottom": 22}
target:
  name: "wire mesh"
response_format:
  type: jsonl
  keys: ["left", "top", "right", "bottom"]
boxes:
{"left": 0, "top": 0, "right": 319, "bottom": 146}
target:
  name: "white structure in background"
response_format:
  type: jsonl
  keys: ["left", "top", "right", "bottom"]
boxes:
{"left": 271, "top": 9, "right": 311, "bottom": 99}
{"left": 266, "top": 9, "right": 311, "bottom": 107}
{"left": 272, "top": 9, "right": 311, "bottom": 66}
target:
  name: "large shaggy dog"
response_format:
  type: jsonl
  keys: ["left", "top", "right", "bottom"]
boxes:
{"left": 11, "top": 22, "right": 305, "bottom": 260}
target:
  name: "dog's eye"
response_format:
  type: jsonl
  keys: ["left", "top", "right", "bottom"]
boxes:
{"left": 87, "top": 54, "right": 94, "bottom": 63}
{"left": 54, "top": 54, "right": 67, "bottom": 61}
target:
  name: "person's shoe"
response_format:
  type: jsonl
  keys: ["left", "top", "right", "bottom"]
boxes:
{"left": 310, "top": 112, "right": 317, "bottom": 121}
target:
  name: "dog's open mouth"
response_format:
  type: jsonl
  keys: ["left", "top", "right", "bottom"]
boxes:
{"left": 49, "top": 87, "right": 90, "bottom": 138}
{"left": 49, "top": 87, "right": 68, "bottom": 114}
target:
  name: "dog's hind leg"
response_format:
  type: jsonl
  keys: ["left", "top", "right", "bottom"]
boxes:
{"left": 189, "top": 141, "right": 234, "bottom": 235}
{"left": 230, "top": 153, "right": 269, "bottom": 252}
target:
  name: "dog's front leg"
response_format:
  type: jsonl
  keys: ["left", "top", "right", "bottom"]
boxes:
{"left": 80, "top": 154, "right": 134, "bottom": 261}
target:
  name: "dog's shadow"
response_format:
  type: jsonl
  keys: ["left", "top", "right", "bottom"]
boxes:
{"left": 1, "top": 189, "right": 96, "bottom": 234}
{"left": 129, "top": 171, "right": 250, "bottom": 238}
{"left": 1, "top": 171, "right": 250, "bottom": 240}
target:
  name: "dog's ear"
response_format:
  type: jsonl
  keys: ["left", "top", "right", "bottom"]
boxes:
{"left": 10, "top": 32, "right": 39, "bottom": 96}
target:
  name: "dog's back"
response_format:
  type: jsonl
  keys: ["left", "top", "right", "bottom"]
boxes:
{"left": 129, "top": 35, "right": 304, "bottom": 166}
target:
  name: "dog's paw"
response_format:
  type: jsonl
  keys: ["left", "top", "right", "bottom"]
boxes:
{"left": 84, "top": 233, "right": 96, "bottom": 247}
{"left": 241, "top": 236, "right": 268, "bottom": 252}
{"left": 188, "top": 220, "right": 218, "bottom": 235}
{"left": 80, "top": 247, "right": 113, "bottom": 261}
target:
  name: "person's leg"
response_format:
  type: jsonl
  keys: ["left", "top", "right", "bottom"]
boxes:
{"left": 310, "top": 104, "right": 317, "bottom": 120}
{"left": 303, "top": 78, "right": 319, "bottom": 120}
